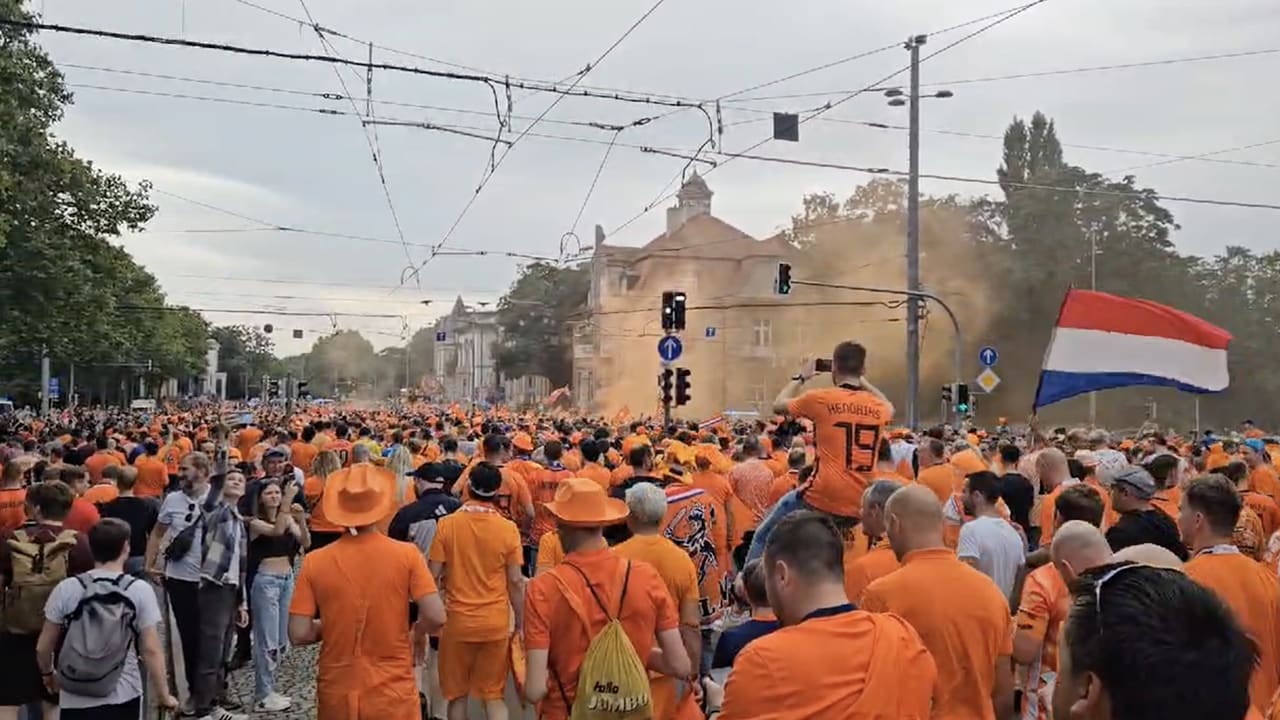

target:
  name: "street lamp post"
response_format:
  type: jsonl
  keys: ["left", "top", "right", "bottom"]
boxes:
{"left": 883, "top": 35, "right": 953, "bottom": 429}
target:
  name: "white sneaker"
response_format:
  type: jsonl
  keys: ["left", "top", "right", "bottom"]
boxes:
{"left": 198, "top": 708, "right": 248, "bottom": 720}
{"left": 255, "top": 693, "right": 292, "bottom": 713}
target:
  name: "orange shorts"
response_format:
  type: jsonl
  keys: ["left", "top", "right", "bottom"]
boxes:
{"left": 437, "top": 633, "right": 509, "bottom": 701}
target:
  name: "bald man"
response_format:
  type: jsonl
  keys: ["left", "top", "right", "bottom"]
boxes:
{"left": 1050, "top": 520, "right": 1113, "bottom": 585}
{"left": 863, "top": 485, "right": 1014, "bottom": 720}
{"left": 1112, "top": 543, "right": 1185, "bottom": 571}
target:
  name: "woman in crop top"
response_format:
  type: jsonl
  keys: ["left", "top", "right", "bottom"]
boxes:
{"left": 247, "top": 479, "right": 310, "bottom": 713}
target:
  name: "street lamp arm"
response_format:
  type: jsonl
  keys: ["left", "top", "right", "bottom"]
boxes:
{"left": 791, "top": 278, "right": 965, "bottom": 389}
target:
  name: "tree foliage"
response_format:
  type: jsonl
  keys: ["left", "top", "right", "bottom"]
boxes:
{"left": 784, "top": 110, "right": 1275, "bottom": 427}
{"left": 493, "top": 262, "right": 589, "bottom": 387}
{"left": 210, "top": 325, "right": 280, "bottom": 398}
{"left": 0, "top": 1, "right": 208, "bottom": 401}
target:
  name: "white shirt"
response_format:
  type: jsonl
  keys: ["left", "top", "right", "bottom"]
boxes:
{"left": 957, "top": 515, "right": 1026, "bottom": 599}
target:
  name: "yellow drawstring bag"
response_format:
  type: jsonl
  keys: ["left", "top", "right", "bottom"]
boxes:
{"left": 551, "top": 561, "right": 653, "bottom": 720}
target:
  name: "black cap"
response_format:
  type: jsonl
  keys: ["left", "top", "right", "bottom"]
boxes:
{"left": 409, "top": 462, "right": 462, "bottom": 487}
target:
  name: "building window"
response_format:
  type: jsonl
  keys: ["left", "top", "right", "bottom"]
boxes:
{"left": 749, "top": 384, "right": 767, "bottom": 411}
{"left": 752, "top": 318, "right": 772, "bottom": 348}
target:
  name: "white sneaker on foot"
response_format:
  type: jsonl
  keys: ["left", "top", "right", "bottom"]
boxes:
{"left": 255, "top": 693, "right": 292, "bottom": 713}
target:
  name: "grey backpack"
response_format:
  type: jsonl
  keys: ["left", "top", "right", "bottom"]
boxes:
{"left": 56, "top": 574, "right": 139, "bottom": 697}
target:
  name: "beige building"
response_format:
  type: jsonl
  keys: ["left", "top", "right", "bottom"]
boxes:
{"left": 431, "top": 296, "right": 501, "bottom": 403}
{"left": 572, "top": 173, "right": 805, "bottom": 419}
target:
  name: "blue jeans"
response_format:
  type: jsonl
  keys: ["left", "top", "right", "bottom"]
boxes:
{"left": 745, "top": 488, "right": 812, "bottom": 564}
{"left": 250, "top": 570, "right": 294, "bottom": 701}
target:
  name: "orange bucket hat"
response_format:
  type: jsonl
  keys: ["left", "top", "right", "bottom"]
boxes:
{"left": 544, "top": 477, "right": 629, "bottom": 528}
{"left": 512, "top": 432, "right": 535, "bottom": 452}
{"left": 322, "top": 464, "right": 398, "bottom": 528}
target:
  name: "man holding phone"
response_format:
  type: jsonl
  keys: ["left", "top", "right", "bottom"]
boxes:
{"left": 746, "top": 341, "right": 895, "bottom": 563}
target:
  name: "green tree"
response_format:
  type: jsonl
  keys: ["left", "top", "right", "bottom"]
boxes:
{"left": 0, "top": 2, "right": 207, "bottom": 401}
{"left": 306, "top": 330, "right": 377, "bottom": 397}
{"left": 210, "top": 325, "right": 278, "bottom": 398}
{"left": 493, "top": 262, "right": 588, "bottom": 387}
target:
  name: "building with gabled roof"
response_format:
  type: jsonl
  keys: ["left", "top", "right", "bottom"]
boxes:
{"left": 572, "top": 173, "right": 805, "bottom": 417}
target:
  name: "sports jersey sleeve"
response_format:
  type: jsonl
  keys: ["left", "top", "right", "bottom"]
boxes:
{"left": 524, "top": 575, "right": 554, "bottom": 651}
{"left": 289, "top": 557, "right": 317, "bottom": 617}
{"left": 785, "top": 389, "right": 823, "bottom": 420}
{"left": 1015, "top": 574, "right": 1051, "bottom": 643}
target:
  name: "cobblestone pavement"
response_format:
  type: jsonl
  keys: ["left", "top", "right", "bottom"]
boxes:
{"left": 219, "top": 643, "right": 533, "bottom": 720}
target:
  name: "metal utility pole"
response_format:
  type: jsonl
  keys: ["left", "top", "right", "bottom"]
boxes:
{"left": 1089, "top": 234, "right": 1098, "bottom": 426}
{"left": 904, "top": 34, "right": 926, "bottom": 430}
{"left": 285, "top": 372, "right": 295, "bottom": 417}
{"left": 40, "top": 348, "right": 50, "bottom": 415}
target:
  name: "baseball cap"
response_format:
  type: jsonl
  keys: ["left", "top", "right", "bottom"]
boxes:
{"left": 1111, "top": 465, "right": 1157, "bottom": 499}
{"left": 1074, "top": 450, "right": 1101, "bottom": 468}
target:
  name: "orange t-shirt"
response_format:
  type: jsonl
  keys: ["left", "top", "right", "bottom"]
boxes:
{"left": 290, "top": 532, "right": 438, "bottom": 720}
{"left": 236, "top": 427, "right": 263, "bottom": 461}
{"left": 291, "top": 441, "right": 319, "bottom": 475}
{"left": 63, "top": 498, "right": 101, "bottom": 534}
{"left": 304, "top": 476, "right": 342, "bottom": 534}
{"left": 328, "top": 440, "right": 355, "bottom": 468}
{"left": 84, "top": 452, "right": 123, "bottom": 484}
{"left": 729, "top": 459, "right": 776, "bottom": 529}
{"left": 455, "top": 464, "right": 532, "bottom": 528}
{"left": 916, "top": 464, "right": 957, "bottom": 503}
{"left": 1252, "top": 466, "right": 1280, "bottom": 505}
{"left": 83, "top": 484, "right": 120, "bottom": 506}
{"left": 1150, "top": 487, "right": 1182, "bottom": 521}
{"left": 609, "top": 464, "right": 634, "bottom": 488}
{"left": 1245, "top": 491, "right": 1280, "bottom": 539}
{"left": 524, "top": 548, "right": 679, "bottom": 720}
{"left": 766, "top": 471, "right": 800, "bottom": 509}
{"left": 535, "top": 531, "right": 565, "bottom": 573}
{"left": 843, "top": 541, "right": 900, "bottom": 604}
{"left": 576, "top": 462, "right": 612, "bottom": 491}
{"left": 134, "top": 456, "right": 168, "bottom": 499}
{"left": 427, "top": 503, "right": 522, "bottom": 642}
{"left": 528, "top": 463, "right": 573, "bottom": 544}
{"left": 1186, "top": 550, "right": 1280, "bottom": 711}
{"left": 787, "top": 387, "right": 892, "bottom": 518}
{"left": 614, "top": 533, "right": 699, "bottom": 720}
{"left": 718, "top": 607, "right": 936, "bottom": 719}
{"left": 862, "top": 547, "right": 1014, "bottom": 720}
{"left": 1015, "top": 563, "right": 1069, "bottom": 720}
{"left": 0, "top": 487, "right": 27, "bottom": 533}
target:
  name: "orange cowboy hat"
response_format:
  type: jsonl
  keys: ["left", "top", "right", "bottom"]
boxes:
{"left": 544, "top": 478, "right": 629, "bottom": 528}
{"left": 322, "top": 463, "right": 398, "bottom": 528}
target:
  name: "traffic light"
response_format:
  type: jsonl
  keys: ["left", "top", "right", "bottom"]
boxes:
{"left": 675, "top": 367, "right": 692, "bottom": 407}
{"left": 661, "top": 290, "right": 687, "bottom": 331}
{"left": 659, "top": 368, "right": 674, "bottom": 406}
{"left": 267, "top": 379, "right": 280, "bottom": 399}
{"left": 955, "top": 383, "right": 971, "bottom": 414}
{"left": 775, "top": 262, "right": 792, "bottom": 295}
{"left": 296, "top": 381, "right": 310, "bottom": 399}
{"left": 941, "top": 383, "right": 953, "bottom": 405}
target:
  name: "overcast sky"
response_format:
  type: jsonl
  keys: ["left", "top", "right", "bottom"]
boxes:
{"left": 33, "top": 0, "right": 1280, "bottom": 354}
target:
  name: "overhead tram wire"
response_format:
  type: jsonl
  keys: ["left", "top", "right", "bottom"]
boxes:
{"left": 0, "top": 19, "right": 706, "bottom": 111}
{"left": 295, "top": 0, "right": 418, "bottom": 285}
{"left": 606, "top": 0, "right": 1054, "bottom": 239}
{"left": 721, "top": 46, "right": 1280, "bottom": 103}
{"left": 393, "top": 0, "right": 679, "bottom": 291}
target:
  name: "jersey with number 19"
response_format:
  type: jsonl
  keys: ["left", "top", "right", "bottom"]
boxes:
{"left": 787, "top": 385, "right": 893, "bottom": 518}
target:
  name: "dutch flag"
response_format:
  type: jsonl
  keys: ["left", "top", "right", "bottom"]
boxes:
{"left": 1033, "top": 289, "right": 1232, "bottom": 409}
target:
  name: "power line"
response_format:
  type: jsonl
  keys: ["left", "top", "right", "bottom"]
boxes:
{"left": 691, "top": 149, "right": 1280, "bottom": 211}
{"left": 3, "top": 18, "right": 704, "bottom": 111}
{"left": 1102, "top": 137, "right": 1280, "bottom": 175}
{"left": 720, "top": 46, "right": 1280, "bottom": 103}
{"left": 395, "top": 0, "right": 679, "bottom": 290}
{"left": 294, "top": 0, "right": 418, "bottom": 286}
{"left": 116, "top": 304, "right": 411, "bottom": 318}
{"left": 606, "top": 0, "right": 1053, "bottom": 238}
{"left": 169, "top": 273, "right": 506, "bottom": 292}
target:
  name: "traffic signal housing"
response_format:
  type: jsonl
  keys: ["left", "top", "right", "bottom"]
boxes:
{"left": 661, "top": 290, "right": 687, "bottom": 331}
{"left": 659, "top": 368, "right": 674, "bottom": 406}
{"left": 775, "top": 263, "right": 792, "bottom": 295}
{"left": 268, "top": 379, "right": 281, "bottom": 399}
{"left": 296, "top": 381, "right": 310, "bottom": 399}
{"left": 955, "top": 382, "right": 971, "bottom": 414}
{"left": 941, "top": 383, "right": 953, "bottom": 405}
{"left": 675, "top": 368, "right": 692, "bottom": 406}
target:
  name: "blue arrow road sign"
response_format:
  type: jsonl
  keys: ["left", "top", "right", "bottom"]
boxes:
{"left": 657, "top": 335, "right": 684, "bottom": 363}
{"left": 705, "top": 327, "right": 716, "bottom": 338}
{"left": 979, "top": 346, "right": 999, "bottom": 367}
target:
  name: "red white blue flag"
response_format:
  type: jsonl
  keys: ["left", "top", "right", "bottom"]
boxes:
{"left": 1033, "top": 289, "right": 1232, "bottom": 409}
